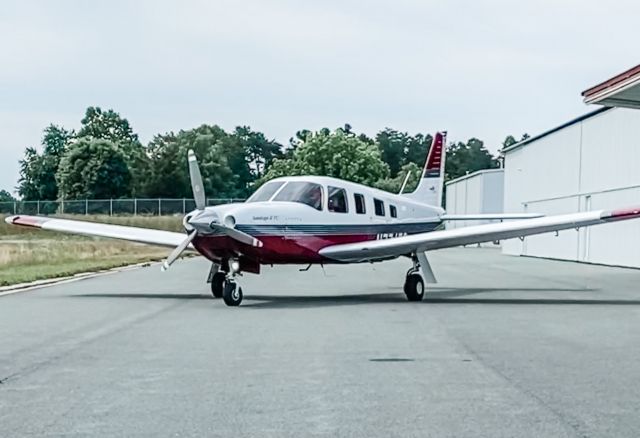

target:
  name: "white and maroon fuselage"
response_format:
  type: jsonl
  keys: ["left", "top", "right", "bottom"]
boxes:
{"left": 189, "top": 176, "right": 444, "bottom": 273}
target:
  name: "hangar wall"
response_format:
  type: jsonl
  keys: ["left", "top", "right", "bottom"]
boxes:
{"left": 445, "top": 169, "right": 504, "bottom": 229}
{"left": 502, "top": 107, "right": 640, "bottom": 267}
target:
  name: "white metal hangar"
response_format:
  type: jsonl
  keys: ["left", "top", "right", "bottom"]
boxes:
{"left": 501, "top": 64, "right": 640, "bottom": 268}
{"left": 444, "top": 169, "right": 504, "bottom": 230}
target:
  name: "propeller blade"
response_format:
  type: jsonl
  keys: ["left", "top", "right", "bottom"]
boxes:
{"left": 161, "top": 230, "right": 197, "bottom": 271}
{"left": 210, "top": 224, "right": 263, "bottom": 247}
{"left": 188, "top": 149, "right": 206, "bottom": 210}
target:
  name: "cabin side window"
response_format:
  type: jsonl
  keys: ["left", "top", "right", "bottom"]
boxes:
{"left": 354, "top": 193, "right": 366, "bottom": 214}
{"left": 374, "top": 198, "right": 385, "bottom": 216}
{"left": 328, "top": 186, "right": 348, "bottom": 213}
{"left": 390, "top": 204, "right": 397, "bottom": 218}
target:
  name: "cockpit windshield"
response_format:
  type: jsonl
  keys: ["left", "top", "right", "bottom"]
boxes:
{"left": 272, "top": 182, "right": 323, "bottom": 211}
{"left": 246, "top": 181, "right": 285, "bottom": 203}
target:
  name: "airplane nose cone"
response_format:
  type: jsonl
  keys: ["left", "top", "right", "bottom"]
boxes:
{"left": 186, "top": 210, "right": 219, "bottom": 233}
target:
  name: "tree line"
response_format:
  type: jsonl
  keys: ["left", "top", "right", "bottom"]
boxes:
{"left": 8, "top": 107, "right": 526, "bottom": 202}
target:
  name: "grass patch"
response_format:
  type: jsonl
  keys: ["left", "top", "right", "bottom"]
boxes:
{"left": 0, "top": 215, "right": 185, "bottom": 286}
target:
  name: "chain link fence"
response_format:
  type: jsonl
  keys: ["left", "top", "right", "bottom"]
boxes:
{"left": 0, "top": 198, "right": 245, "bottom": 216}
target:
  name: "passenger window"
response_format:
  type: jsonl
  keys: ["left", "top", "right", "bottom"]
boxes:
{"left": 390, "top": 205, "right": 397, "bottom": 218}
{"left": 374, "top": 198, "right": 385, "bottom": 216}
{"left": 328, "top": 186, "right": 348, "bottom": 213}
{"left": 354, "top": 193, "right": 366, "bottom": 214}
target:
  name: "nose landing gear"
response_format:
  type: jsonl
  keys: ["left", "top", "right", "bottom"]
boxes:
{"left": 222, "top": 280, "right": 243, "bottom": 306}
{"left": 209, "top": 259, "right": 244, "bottom": 306}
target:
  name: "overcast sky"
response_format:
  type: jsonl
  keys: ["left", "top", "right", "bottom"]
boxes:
{"left": 1, "top": 0, "right": 638, "bottom": 195}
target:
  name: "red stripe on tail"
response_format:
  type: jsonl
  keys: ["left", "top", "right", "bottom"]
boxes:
{"left": 424, "top": 132, "right": 446, "bottom": 178}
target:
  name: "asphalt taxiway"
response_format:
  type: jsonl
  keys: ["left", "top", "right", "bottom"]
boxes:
{"left": 2, "top": 247, "right": 640, "bottom": 437}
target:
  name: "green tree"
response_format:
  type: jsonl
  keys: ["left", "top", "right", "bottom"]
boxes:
{"left": 0, "top": 189, "right": 15, "bottom": 202}
{"left": 78, "top": 107, "right": 139, "bottom": 145}
{"left": 232, "top": 126, "right": 283, "bottom": 179}
{"left": 262, "top": 128, "right": 389, "bottom": 186}
{"left": 77, "top": 107, "right": 148, "bottom": 195}
{"left": 500, "top": 133, "right": 530, "bottom": 152}
{"left": 145, "top": 125, "right": 239, "bottom": 199}
{"left": 17, "top": 125, "right": 74, "bottom": 200}
{"left": 57, "top": 138, "right": 132, "bottom": 199}
{"left": 375, "top": 129, "right": 432, "bottom": 178}
{"left": 145, "top": 124, "right": 283, "bottom": 199}
{"left": 375, "top": 162, "right": 422, "bottom": 193}
{"left": 445, "top": 138, "right": 499, "bottom": 181}
{"left": 502, "top": 135, "right": 518, "bottom": 149}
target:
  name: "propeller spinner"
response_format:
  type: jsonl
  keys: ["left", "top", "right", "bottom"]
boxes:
{"left": 161, "top": 149, "right": 262, "bottom": 271}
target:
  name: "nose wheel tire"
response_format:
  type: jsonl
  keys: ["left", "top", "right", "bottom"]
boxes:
{"left": 223, "top": 281, "right": 243, "bottom": 306}
{"left": 210, "top": 272, "right": 226, "bottom": 298}
{"left": 404, "top": 273, "right": 425, "bottom": 301}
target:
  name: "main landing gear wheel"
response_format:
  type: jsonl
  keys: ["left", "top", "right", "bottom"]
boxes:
{"left": 223, "top": 280, "right": 243, "bottom": 307}
{"left": 404, "top": 273, "right": 425, "bottom": 302}
{"left": 210, "top": 272, "right": 226, "bottom": 298}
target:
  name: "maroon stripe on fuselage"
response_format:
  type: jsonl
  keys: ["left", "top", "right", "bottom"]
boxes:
{"left": 193, "top": 233, "right": 377, "bottom": 264}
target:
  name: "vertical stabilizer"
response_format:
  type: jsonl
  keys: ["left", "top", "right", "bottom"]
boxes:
{"left": 403, "top": 131, "right": 446, "bottom": 207}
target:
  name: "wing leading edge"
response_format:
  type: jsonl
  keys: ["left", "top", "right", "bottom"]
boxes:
{"left": 319, "top": 207, "right": 640, "bottom": 262}
{"left": 4, "top": 215, "right": 190, "bottom": 249}
{"left": 440, "top": 213, "right": 544, "bottom": 221}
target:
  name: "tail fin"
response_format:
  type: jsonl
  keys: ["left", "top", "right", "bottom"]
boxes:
{"left": 403, "top": 131, "right": 447, "bottom": 207}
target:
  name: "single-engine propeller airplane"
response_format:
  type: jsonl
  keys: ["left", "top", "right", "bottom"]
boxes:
{"left": 6, "top": 132, "right": 640, "bottom": 306}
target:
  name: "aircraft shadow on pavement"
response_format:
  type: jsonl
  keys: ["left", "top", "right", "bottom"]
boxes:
{"left": 72, "top": 287, "right": 640, "bottom": 309}
{"left": 74, "top": 293, "right": 211, "bottom": 300}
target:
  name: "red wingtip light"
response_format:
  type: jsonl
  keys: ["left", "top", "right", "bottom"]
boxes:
{"left": 603, "top": 207, "right": 640, "bottom": 221}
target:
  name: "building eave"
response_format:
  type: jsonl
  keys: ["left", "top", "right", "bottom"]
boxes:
{"left": 582, "top": 64, "right": 640, "bottom": 109}
{"left": 501, "top": 107, "right": 612, "bottom": 154}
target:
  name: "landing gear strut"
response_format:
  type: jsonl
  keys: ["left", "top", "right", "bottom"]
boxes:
{"left": 209, "top": 258, "right": 242, "bottom": 307}
{"left": 404, "top": 256, "right": 425, "bottom": 301}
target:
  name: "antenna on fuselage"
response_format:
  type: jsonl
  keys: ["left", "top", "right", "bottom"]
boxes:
{"left": 398, "top": 171, "right": 412, "bottom": 195}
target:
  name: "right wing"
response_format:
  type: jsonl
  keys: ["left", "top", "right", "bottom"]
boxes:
{"left": 320, "top": 207, "right": 640, "bottom": 262}
{"left": 5, "top": 215, "right": 190, "bottom": 249}
{"left": 440, "top": 213, "right": 544, "bottom": 221}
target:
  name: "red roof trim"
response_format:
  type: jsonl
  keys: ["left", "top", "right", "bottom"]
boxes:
{"left": 582, "top": 64, "right": 640, "bottom": 99}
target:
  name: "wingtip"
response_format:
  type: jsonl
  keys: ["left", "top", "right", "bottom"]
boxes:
{"left": 188, "top": 149, "right": 197, "bottom": 161}
{"left": 4, "top": 216, "right": 16, "bottom": 225}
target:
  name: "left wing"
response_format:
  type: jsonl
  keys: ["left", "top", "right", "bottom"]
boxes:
{"left": 4, "top": 215, "right": 190, "bottom": 249}
{"left": 320, "top": 207, "right": 640, "bottom": 262}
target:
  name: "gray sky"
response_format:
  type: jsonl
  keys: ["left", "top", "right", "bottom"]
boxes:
{"left": 1, "top": 0, "right": 638, "bottom": 195}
